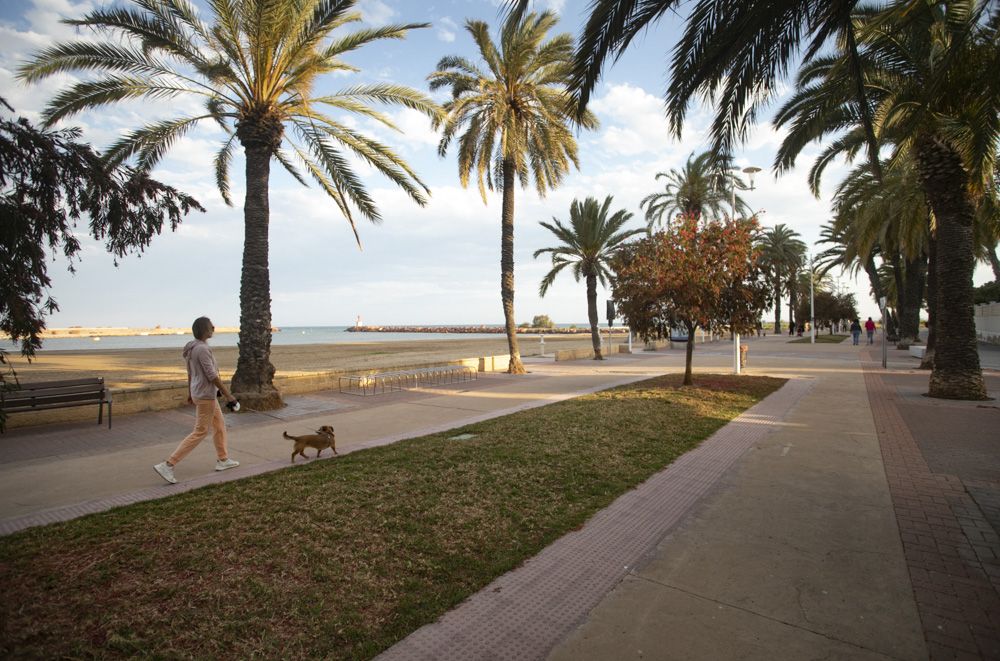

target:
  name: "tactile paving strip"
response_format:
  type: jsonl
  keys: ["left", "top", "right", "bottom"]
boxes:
{"left": 377, "top": 377, "right": 814, "bottom": 661}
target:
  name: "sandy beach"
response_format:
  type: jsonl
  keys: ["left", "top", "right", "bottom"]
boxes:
{"left": 6, "top": 334, "right": 628, "bottom": 390}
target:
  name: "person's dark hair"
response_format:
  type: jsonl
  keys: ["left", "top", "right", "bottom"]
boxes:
{"left": 192, "top": 316, "right": 213, "bottom": 340}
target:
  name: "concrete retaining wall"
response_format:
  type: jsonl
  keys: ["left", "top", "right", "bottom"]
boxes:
{"left": 975, "top": 302, "right": 1000, "bottom": 344}
{"left": 555, "top": 347, "right": 596, "bottom": 361}
{"left": 477, "top": 355, "right": 511, "bottom": 372}
{"left": 3, "top": 355, "right": 510, "bottom": 430}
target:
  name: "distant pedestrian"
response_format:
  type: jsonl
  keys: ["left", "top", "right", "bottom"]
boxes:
{"left": 864, "top": 317, "right": 877, "bottom": 345}
{"left": 154, "top": 317, "right": 239, "bottom": 484}
{"left": 850, "top": 319, "right": 862, "bottom": 346}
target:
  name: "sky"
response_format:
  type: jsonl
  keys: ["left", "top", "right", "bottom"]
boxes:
{"left": 2, "top": 0, "right": 993, "bottom": 329}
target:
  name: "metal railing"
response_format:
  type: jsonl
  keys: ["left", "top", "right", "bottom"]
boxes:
{"left": 338, "top": 365, "right": 477, "bottom": 396}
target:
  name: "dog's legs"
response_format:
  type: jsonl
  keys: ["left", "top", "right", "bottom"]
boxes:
{"left": 316, "top": 448, "right": 323, "bottom": 458}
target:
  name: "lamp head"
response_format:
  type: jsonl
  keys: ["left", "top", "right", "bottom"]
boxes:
{"left": 741, "top": 166, "right": 762, "bottom": 190}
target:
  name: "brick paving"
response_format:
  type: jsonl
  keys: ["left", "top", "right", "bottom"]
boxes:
{"left": 862, "top": 359, "right": 1000, "bottom": 659}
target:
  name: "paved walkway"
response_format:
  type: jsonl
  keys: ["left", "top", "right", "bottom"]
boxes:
{"left": 2, "top": 335, "right": 998, "bottom": 659}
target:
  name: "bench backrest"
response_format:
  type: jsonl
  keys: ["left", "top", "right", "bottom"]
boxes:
{"left": 8, "top": 378, "right": 105, "bottom": 392}
{"left": 2, "top": 378, "right": 107, "bottom": 406}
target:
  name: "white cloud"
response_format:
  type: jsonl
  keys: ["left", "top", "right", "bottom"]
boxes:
{"left": 380, "top": 107, "right": 440, "bottom": 149}
{"left": 357, "top": 0, "right": 397, "bottom": 26}
{"left": 437, "top": 17, "right": 458, "bottom": 43}
{"left": 22, "top": 0, "right": 94, "bottom": 40}
{"left": 542, "top": 0, "right": 567, "bottom": 14}
{"left": 588, "top": 83, "right": 710, "bottom": 158}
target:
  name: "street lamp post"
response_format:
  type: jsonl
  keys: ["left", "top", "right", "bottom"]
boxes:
{"left": 732, "top": 166, "right": 760, "bottom": 375}
{"left": 809, "top": 253, "right": 815, "bottom": 344}
{"left": 880, "top": 296, "right": 888, "bottom": 369}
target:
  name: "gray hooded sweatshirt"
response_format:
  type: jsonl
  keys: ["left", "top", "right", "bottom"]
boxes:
{"left": 183, "top": 339, "right": 220, "bottom": 400}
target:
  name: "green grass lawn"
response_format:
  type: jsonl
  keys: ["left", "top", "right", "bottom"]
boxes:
{"left": 0, "top": 373, "right": 784, "bottom": 660}
{"left": 789, "top": 334, "right": 850, "bottom": 344}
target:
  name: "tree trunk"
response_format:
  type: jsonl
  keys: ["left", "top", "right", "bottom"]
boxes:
{"left": 915, "top": 135, "right": 986, "bottom": 400}
{"left": 683, "top": 320, "right": 695, "bottom": 385}
{"left": 500, "top": 158, "right": 525, "bottom": 374}
{"left": 921, "top": 231, "right": 937, "bottom": 370}
{"left": 886, "top": 251, "right": 910, "bottom": 342}
{"left": 863, "top": 255, "right": 884, "bottom": 307}
{"left": 773, "top": 277, "right": 782, "bottom": 334}
{"left": 586, "top": 272, "right": 603, "bottom": 359}
{"left": 988, "top": 242, "right": 1000, "bottom": 282}
{"left": 787, "top": 271, "right": 797, "bottom": 335}
{"left": 231, "top": 140, "right": 282, "bottom": 410}
{"left": 897, "top": 253, "right": 926, "bottom": 349}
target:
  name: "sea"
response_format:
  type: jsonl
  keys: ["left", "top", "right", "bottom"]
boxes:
{"left": 4, "top": 325, "right": 590, "bottom": 353}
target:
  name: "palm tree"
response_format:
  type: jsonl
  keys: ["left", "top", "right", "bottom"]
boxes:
{"left": 534, "top": 196, "right": 644, "bottom": 359}
{"left": 830, "top": 161, "right": 930, "bottom": 348}
{"left": 814, "top": 222, "right": 881, "bottom": 303}
{"left": 640, "top": 151, "right": 750, "bottom": 231}
{"left": 772, "top": 1, "right": 997, "bottom": 399}
{"left": 786, "top": 248, "right": 807, "bottom": 334}
{"left": 559, "top": 0, "right": 881, "bottom": 166}
{"left": 18, "top": 0, "right": 440, "bottom": 409}
{"left": 757, "top": 225, "right": 806, "bottom": 334}
{"left": 429, "top": 11, "right": 597, "bottom": 374}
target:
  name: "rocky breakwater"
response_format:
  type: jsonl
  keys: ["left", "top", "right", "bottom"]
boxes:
{"left": 346, "top": 325, "right": 597, "bottom": 334}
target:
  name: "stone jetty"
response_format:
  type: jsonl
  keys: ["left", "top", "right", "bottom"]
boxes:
{"left": 346, "top": 325, "right": 602, "bottom": 335}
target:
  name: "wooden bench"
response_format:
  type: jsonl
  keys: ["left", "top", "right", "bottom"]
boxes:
{"left": 0, "top": 378, "right": 112, "bottom": 431}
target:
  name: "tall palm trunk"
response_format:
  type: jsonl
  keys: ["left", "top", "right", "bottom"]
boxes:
{"left": 231, "top": 137, "right": 282, "bottom": 409}
{"left": 863, "top": 255, "right": 885, "bottom": 309}
{"left": 988, "top": 243, "right": 1000, "bottom": 282}
{"left": 773, "top": 277, "right": 782, "bottom": 334}
{"left": 920, "top": 227, "right": 938, "bottom": 369}
{"left": 787, "top": 271, "right": 798, "bottom": 334}
{"left": 586, "top": 272, "right": 603, "bottom": 359}
{"left": 897, "top": 253, "right": 925, "bottom": 349}
{"left": 500, "top": 158, "right": 525, "bottom": 374}
{"left": 916, "top": 135, "right": 986, "bottom": 400}
{"left": 230, "top": 114, "right": 283, "bottom": 409}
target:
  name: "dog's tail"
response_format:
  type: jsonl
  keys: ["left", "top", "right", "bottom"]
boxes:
{"left": 283, "top": 431, "right": 295, "bottom": 440}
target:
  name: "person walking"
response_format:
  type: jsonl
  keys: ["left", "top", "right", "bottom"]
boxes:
{"left": 154, "top": 316, "right": 239, "bottom": 484}
{"left": 864, "top": 317, "right": 877, "bottom": 345}
{"left": 850, "top": 318, "right": 862, "bottom": 346}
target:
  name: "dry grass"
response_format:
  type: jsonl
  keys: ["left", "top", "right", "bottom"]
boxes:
{"left": 0, "top": 373, "right": 784, "bottom": 660}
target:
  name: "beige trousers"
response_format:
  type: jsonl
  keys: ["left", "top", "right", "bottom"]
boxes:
{"left": 169, "top": 398, "right": 227, "bottom": 465}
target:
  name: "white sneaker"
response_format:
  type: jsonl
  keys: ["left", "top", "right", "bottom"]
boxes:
{"left": 215, "top": 458, "right": 240, "bottom": 471}
{"left": 153, "top": 462, "right": 176, "bottom": 484}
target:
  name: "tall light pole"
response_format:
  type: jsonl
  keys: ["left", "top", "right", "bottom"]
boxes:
{"left": 880, "top": 296, "right": 888, "bottom": 369}
{"left": 732, "top": 165, "right": 761, "bottom": 375}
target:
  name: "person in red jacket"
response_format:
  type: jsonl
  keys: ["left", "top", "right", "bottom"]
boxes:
{"left": 864, "top": 317, "right": 877, "bottom": 345}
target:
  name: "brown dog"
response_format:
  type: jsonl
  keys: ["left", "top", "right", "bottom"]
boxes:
{"left": 283, "top": 425, "right": 337, "bottom": 462}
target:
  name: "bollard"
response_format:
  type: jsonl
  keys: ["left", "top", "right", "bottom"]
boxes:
{"left": 540, "top": 334, "right": 545, "bottom": 357}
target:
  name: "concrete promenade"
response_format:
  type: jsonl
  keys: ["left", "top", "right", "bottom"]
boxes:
{"left": 1, "top": 334, "right": 998, "bottom": 659}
